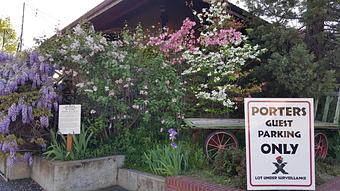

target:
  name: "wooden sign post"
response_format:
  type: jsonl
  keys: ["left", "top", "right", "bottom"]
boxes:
{"left": 58, "top": 105, "right": 81, "bottom": 152}
{"left": 67, "top": 134, "right": 73, "bottom": 152}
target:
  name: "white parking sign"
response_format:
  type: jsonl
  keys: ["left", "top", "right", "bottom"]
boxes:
{"left": 245, "top": 98, "right": 315, "bottom": 190}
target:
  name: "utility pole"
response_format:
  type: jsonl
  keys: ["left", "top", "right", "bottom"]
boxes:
{"left": 2, "top": 30, "right": 5, "bottom": 51}
{"left": 17, "top": 2, "right": 25, "bottom": 52}
{"left": 0, "top": 19, "right": 6, "bottom": 51}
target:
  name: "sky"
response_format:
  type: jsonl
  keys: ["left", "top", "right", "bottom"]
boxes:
{"left": 0, "top": 0, "right": 246, "bottom": 49}
{"left": 0, "top": 0, "right": 104, "bottom": 49}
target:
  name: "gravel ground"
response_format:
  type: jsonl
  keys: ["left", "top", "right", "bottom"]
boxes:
{"left": 0, "top": 178, "right": 43, "bottom": 191}
{"left": 96, "top": 186, "right": 128, "bottom": 191}
{"left": 0, "top": 178, "right": 128, "bottom": 191}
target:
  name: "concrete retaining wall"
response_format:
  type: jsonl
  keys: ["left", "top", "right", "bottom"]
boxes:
{"left": 0, "top": 157, "right": 31, "bottom": 180}
{"left": 32, "top": 155, "right": 125, "bottom": 191}
{"left": 118, "top": 169, "right": 165, "bottom": 191}
{"left": 0, "top": 155, "right": 167, "bottom": 191}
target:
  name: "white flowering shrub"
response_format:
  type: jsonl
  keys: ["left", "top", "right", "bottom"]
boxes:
{"left": 38, "top": 22, "right": 107, "bottom": 72}
{"left": 75, "top": 40, "right": 184, "bottom": 133}
{"left": 148, "top": 0, "right": 265, "bottom": 116}
{"left": 38, "top": 24, "right": 184, "bottom": 141}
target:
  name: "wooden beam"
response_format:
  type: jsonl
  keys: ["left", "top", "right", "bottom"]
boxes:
{"left": 334, "top": 89, "right": 340, "bottom": 124}
{"left": 322, "top": 96, "right": 333, "bottom": 122}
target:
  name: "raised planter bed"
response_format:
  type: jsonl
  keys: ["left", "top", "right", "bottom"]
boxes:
{"left": 31, "top": 155, "right": 125, "bottom": 191}
{"left": 0, "top": 157, "right": 31, "bottom": 180}
{"left": 117, "top": 169, "right": 165, "bottom": 191}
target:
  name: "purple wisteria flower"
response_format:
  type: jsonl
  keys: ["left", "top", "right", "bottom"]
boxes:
{"left": 0, "top": 52, "right": 13, "bottom": 62}
{"left": 0, "top": 51, "right": 58, "bottom": 166}
{"left": 23, "top": 152, "right": 33, "bottom": 166}
{"left": 0, "top": 117, "right": 11, "bottom": 134}
{"left": 2, "top": 140, "right": 19, "bottom": 166}
{"left": 21, "top": 104, "right": 28, "bottom": 124}
{"left": 40, "top": 143, "right": 47, "bottom": 151}
{"left": 2, "top": 140, "right": 18, "bottom": 153}
{"left": 27, "top": 106, "right": 34, "bottom": 121}
{"left": 8, "top": 103, "right": 18, "bottom": 122}
{"left": 40, "top": 116, "right": 49, "bottom": 128}
{"left": 6, "top": 155, "right": 17, "bottom": 167}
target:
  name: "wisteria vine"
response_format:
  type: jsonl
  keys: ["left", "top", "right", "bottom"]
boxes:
{"left": 0, "top": 51, "right": 58, "bottom": 166}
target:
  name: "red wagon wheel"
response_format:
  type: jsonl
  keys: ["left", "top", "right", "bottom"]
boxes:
{"left": 314, "top": 132, "right": 328, "bottom": 159}
{"left": 204, "top": 130, "right": 238, "bottom": 161}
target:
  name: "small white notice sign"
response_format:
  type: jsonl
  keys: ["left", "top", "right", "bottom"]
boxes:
{"left": 58, "top": 105, "right": 81, "bottom": 134}
{"left": 245, "top": 98, "right": 315, "bottom": 190}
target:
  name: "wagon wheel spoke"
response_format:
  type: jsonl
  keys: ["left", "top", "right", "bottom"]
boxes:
{"left": 224, "top": 143, "right": 235, "bottom": 148}
{"left": 207, "top": 147, "right": 219, "bottom": 153}
{"left": 217, "top": 133, "right": 222, "bottom": 145}
{"left": 222, "top": 137, "right": 231, "bottom": 146}
{"left": 220, "top": 133, "right": 225, "bottom": 145}
{"left": 208, "top": 143, "right": 219, "bottom": 148}
{"left": 210, "top": 137, "right": 219, "bottom": 146}
{"left": 315, "top": 149, "right": 319, "bottom": 155}
{"left": 211, "top": 150, "right": 221, "bottom": 158}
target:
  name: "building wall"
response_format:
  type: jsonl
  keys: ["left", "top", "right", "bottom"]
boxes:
{"left": 97, "top": 0, "right": 208, "bottom": 33}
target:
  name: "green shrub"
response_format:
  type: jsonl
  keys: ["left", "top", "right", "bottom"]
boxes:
{"left": 212, "top": 148, "right": 246, "bottom": 189}
{"left": 180, "top": 141, "right": 208, "bottom": 170}
{"left": 324, "top": 131, "right": 340, "bottom": 164}
{"left": 39, "top": 23, "right": 184, "bottom": 149}
{"left": 144, "top": 144, "right": 189, "bottom": 176}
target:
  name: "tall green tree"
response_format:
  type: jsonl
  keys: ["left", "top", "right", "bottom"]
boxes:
{"left": 0, "top": 17, "right": 17, "bottom": 53}
{"left": 243, "top": 0, "right": 339, "bottom": 98}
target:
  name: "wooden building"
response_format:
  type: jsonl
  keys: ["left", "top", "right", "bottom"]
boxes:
{"left": 64, "top": 0, "right": 249, "bottom": 34}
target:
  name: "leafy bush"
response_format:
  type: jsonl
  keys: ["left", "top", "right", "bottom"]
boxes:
{"left": 180, "top": 141, "right": 208, "bottom": 170}
{"left": 212, "top": 148, "right": 246, "bottom": 189}
{"left": 122, "top": 127, "right": 159, "bottom": 170}
{"left": 39, "top": 23, "right": 185, "bottom": 144}
{"left": 324, "top": 131, "right": 340, "bottom": 164}
{"left": 144, "top": 144, "right": 189, "bottom": 176}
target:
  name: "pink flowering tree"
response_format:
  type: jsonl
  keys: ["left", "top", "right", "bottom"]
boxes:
{"left": 148, "top": 18, "right": 197, "bottom": 65}
{"left": 148, "top": 0, "right": 265, "bottom": 116}
{"left": 0, "top": 52, "right": 58, "bottom": 166}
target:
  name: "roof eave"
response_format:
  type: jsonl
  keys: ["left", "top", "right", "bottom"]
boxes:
{"left": 62, "top": 0, "right": 124, "bottom": 31}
